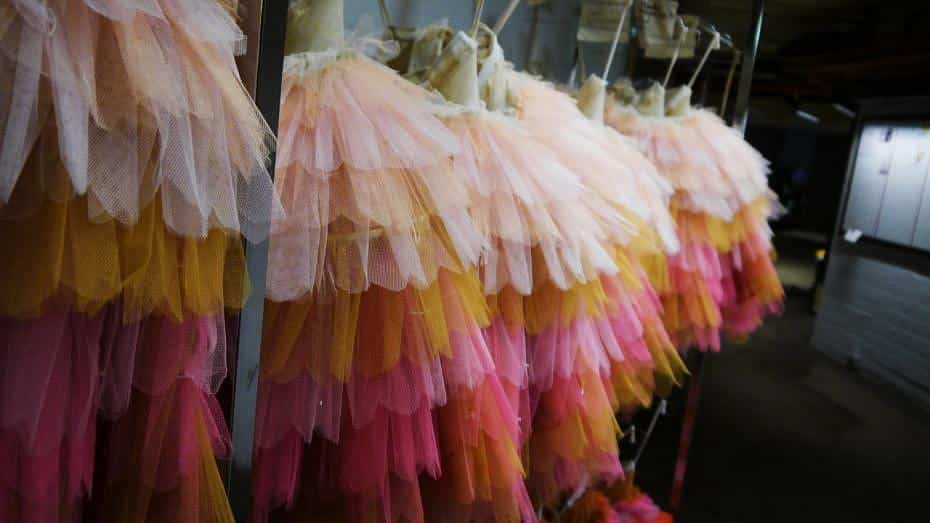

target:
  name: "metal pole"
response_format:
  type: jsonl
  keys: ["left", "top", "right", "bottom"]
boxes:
{"left": 668, "top": 2, "right": 765, "bottom": 515}
{"left": 732, "top": 0, "right": 765, "bottom": 134}
{"left": 227, "top": 1, "right": 288, "bottom": 521}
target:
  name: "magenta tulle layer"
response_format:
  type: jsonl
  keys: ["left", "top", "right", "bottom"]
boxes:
{"left": 0, "top": 306, "right": 230, "bottom": 521}
{"left": 251, "top": 330, "right": 531, "bottom": 522}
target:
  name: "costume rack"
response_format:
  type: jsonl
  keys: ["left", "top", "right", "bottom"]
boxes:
{"left": 221, "top": 1, "right": 767, "bottom": 520}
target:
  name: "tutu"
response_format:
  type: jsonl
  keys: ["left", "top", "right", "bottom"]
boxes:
{"left": 1, "top": 1, "right": 272, "bottom": 520}
{"left": 268, "top": 48, "right": 481, "bottom": 299}
{"left": 255, "top": 6, "right": 525, "bottom": 520}
{"left": 606, "top": 84, "right": 783, "bottom": 349}
{"left": 507, "top": 71, "right": 686, "bottom": 390}
{"left": 0, "top": 0, "right": 278, "bottom": 241}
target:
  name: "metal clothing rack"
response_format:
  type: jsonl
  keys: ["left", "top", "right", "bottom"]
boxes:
{"left": 225, "top": 1, "right": 289, "bottom": 521}
{"left": 668, "top": 0, "right": 765, "bottom": 515}
{"left": 217, "top": 1, "right": 767, "bottom": 519}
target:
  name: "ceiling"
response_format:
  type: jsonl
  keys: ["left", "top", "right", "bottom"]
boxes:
{"left": 678, "top": 0, "right": 930, "bottom": 100}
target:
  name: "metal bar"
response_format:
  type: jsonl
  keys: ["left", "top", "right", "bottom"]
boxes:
{"left": 226, "top": 1, "right": 288, "bottom": 520}
{"left": 732, "top": 0, "right": 765, "bottom": 134}
{"left": 668, "top": 352, "right": 706, "bottom": 515}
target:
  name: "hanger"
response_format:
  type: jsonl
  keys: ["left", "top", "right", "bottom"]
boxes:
{"left": 687, "top": 27, "right": 721, "bottom": 88}
{"left": 469, "top": 0, "right": 486, "bottom": 39}
{"left": 377, "top": 0, "right": 398, "bottom": 40}
{"left": 603, "top": 1, "right": 633, "bottom": 79}
{"left": 662, "top": 16, "right": 688, "bottom": 88}
{"left": 720, "top": 49, "right": 741, "bottom": 115}
{"left": 493, "top": 0, "right": 522, "bottom": 34}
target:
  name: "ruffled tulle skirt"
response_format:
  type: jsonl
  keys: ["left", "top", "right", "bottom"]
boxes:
{"left": 269, "top": 52, "right": 482, "bottom": 300}
{"left": 1, "top": 0, "right": 277, "bottom": 241}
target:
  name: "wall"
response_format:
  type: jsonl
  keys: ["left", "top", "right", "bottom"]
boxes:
{"left": 812, "top": 98, "right": 930, "bottom": 412}
{"left": 344, "top": 0, "right": 629, "bottom": 84}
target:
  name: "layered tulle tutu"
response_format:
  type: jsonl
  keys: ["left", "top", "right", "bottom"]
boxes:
{"left": 506, "top": 71, "right": 686, "bottom": 391}
{"left": 254, "top": 16, "right": 537, "bottom": 519}
{"left": 606, "top": 85, "right": 783, "bottom": 349}
{"left": 1, "top": 2, "right": 272, "bottom": 521}
{"left": 0, "top": 0, "right": 277, "bottom": 241}
{"left": 268, "top": 49, "right": 480, "bottom": 299}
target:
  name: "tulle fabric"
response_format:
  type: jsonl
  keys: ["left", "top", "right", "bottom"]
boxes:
{"left": 0, "top": 0, "right": 278, "bottom": 242}
{"left": 268, "top": 51, "right": 483, "bottom": 299}
{"left": 606, "top": 104, "right": 784, "bottom": 350}
{"left": 0, "top": 182, "right": 247, "bottom": 322}
{"left": 441, "top": 108, "right": 615, "bottom": 296}
{"left": 510, "top": 72, "right": 677, "bottom": 255}
{"left": 606, "top": 104, "right": 773, "bottom": 222}
{"left": 0, "top": 305, "right": 232, "bottom": 523}
{"left": 254, "top": 269, "right": 532, "bottom": 523}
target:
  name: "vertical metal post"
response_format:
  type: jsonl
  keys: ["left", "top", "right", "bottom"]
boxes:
{"left": 669, "top": 1, "right": 764, "bottom": 515}
{"left": 227, "top": 1, "right": 288, "bottom": 520}
{"left": 732, "top": 0, "right": 765, "bottom": 134}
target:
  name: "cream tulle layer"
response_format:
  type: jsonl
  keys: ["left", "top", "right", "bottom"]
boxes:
{"left": 606, "top": 104, "right": 774, "bottom": 221}
{"left": 0, "top": 0, "right": 278, "bottom": 241}
{"left": 269, "top": 53, "right": 483, "bottom": 299}
{"left": 442, "top": 108, "right": 615, "bottom": 295}
{"left": 508, "top": 72, "right": 678, "bottom": 255}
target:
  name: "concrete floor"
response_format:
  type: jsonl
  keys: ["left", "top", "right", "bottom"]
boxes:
{"left": 632, "top": 292, "right": 930, "bottom": 522}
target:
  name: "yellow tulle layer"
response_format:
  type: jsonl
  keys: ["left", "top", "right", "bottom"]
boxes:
{"left": 0, "top": 190, "right": 247, "bottom": 322}
{"left": 262, "top": 268, "right": 489, "bottom": 383}
{"left": 672, "top": 196, "right": 772, "bottom": 252}
{"left": 639, "top": 252, "right": 670, "bottom": 295}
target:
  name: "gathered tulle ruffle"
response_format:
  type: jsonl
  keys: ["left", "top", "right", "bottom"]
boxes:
{"left": 606, "top": 105, "right": 773, "bottom": 222}
{"left": 0, "top": 177, "right": 247, "bottom": 321}
{"left": 0, "top": 305, "right": 232, "bottom": 523}
{"left": 527, "top": 367, "right": 623, "bottom": 504}
{"left": 441, "top": 108, "right": 615, "bottom": 295}
{"left": 0, "top": 0, "right": 278, "bottom": 242}
{"left": 253, "top": 268, "right": 510, "bottom": 521}
{"left": 269, "top": 53, "right": 483, "bottom": 299}
{"left": 510, "top": 73, "right": 677, "bottom": 255}
{"left": 98, "top": 379, "right": 233, "bottom": 523}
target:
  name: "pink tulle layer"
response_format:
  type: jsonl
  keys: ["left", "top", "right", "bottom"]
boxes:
{"left": 0, "top": 305, "right": 230, "bottom": 521}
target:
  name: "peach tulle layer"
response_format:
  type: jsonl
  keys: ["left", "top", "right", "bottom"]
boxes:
{"left": 0, "top": 0, "right": 277, "bottom": 241}
{"left": 0, "top": 183, "right": 247, "bottom": 322}
{"left": 510, "top": 72, "right": 678, "bottom": 254}
{"left": 605, "top": 104, "right": 772, "bottom": 222}
{"left": 442, "top": 109, "right": 615, "bottom": 295}
{"left": 269, "top": 53, "right": 482, "bottom": 299}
